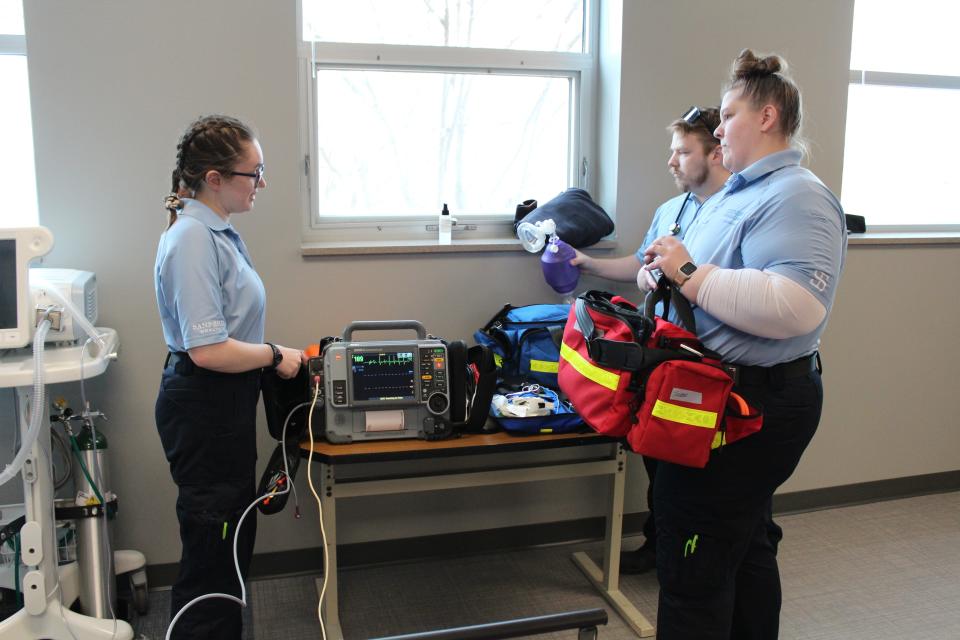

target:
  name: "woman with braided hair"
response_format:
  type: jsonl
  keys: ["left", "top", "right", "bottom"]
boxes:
{"left": 154, "top": 115, "right": 304, "bottom": 639}
{"left": 642, "top": 50, "right": 847, "bottom": 638}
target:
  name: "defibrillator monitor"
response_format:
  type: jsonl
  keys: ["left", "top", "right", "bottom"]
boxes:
{"left": 0, "top": 227, "right": 54, "bottom": 349}
{"left": 324, "top": 321, "right": 451, "bottom": 443}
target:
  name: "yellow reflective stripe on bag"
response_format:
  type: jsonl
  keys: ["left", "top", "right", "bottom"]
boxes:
{"left": 559, "top": 342, "right": 620, "bottom": 391}
{"left": 493, "top": 353, "right": 503, "bottom": 368}
{"left": 530, "top": 359, "right": 559, "bottom": 373}
{"left": 711, "top": 431, "right": 726, "bottom": 449}
{"left": 650, "top": 399, "right": 717, "bottom": 429}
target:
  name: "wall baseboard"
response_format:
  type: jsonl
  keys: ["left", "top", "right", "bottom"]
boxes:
{"left": 771, "top": 469, "right": 960, "bottom": 514}
{"left": 145, "top": 470, "right": 960, "bottom": 588}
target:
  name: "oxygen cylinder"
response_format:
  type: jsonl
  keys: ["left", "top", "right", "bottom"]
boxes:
{"left": 73, "top": 423, "right": 117, "bottom": 619}
{"left": 517, "top": 218, "right": 581, "bottom": 300}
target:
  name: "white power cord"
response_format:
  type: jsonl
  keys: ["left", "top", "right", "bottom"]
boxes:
{"left": 304, "top": 381, "right": 329, "bottom": 640}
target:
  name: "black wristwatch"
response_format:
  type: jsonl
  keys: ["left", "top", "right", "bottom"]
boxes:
{"left": 675, "top": 261, "right": 698, "bottom": 288}
{"left": 265, "top": 342, "right": 282, "bottom": 370}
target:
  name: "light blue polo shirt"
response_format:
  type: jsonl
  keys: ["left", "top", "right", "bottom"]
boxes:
{"left": 155, "top": 199, "right": 266, "bottom": 352}
{"left": 635, "top": 192, "right": 702, "bottom": 261}
{"left": 679, "top": 149, "right": 846, "bottom": 366}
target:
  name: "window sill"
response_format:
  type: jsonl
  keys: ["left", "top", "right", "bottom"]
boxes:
{"left": 301, "top": 238, "right": 618, "bottom": 257}
{"left": 848, "top": 231, "right": 960, "bottom": 246}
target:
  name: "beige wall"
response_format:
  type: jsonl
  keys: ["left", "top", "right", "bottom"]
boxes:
{"left": 17, "top": 0, "right": 960, "bottom": 568}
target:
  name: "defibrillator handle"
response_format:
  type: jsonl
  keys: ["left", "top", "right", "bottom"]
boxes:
{"left": 342, "top": 320, "right": 428, "bottom": 341}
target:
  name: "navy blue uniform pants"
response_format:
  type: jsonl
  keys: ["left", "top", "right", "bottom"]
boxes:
{"left": 156, "top": 363, "right": 261, "bottom": 640}
{"left": 641, "top": 454, "right": 659, "bottom": 547}
{"left": 653, "top": 369, "right": 823, "bottom": 640}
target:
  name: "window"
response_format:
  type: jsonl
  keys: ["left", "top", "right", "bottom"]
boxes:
{"left": 0, "top": 0, "right": 38, "bottom": 228}
{"left": 841, "top": 0, "right": 960, "bottom": 230}
{"left": 299, "top": 1, "right": 597, "bottom": 244}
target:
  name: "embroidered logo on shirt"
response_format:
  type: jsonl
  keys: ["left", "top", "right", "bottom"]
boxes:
{"left": 192, "top": 319, "right": 226, "bottom": 335}
{"left": 810, "top": 270, "right": 831, "bottom": 293}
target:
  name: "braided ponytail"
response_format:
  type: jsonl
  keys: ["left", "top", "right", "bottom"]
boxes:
{"left": 162, "top": 115, "right": 255, "bottom": 230}
{"left": 164, "top": 168, "right": 184, "bottom": 229}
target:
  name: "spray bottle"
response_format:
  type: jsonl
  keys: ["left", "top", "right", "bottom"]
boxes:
{"left": 517, "top": 219, "right": 580, "bottom": 301}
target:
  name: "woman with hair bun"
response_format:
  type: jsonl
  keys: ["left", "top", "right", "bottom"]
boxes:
{"left": 154, "top": 115, "right": 305, "bottom": 639}
{"left": 642, "top": 50, "right": 847, "bottom": 638}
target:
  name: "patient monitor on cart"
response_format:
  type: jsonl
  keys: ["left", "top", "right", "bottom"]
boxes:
{"left": 0, "top": 226, "right": 54, "bottom": 349}
{"left": 0, "top": 227, "right": 97, "bottom": 349}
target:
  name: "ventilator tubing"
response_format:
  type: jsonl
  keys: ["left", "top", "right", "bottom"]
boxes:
{"left": 0, "top": 319, "right": 53, "bottom": 487}
{"left": 31, "top": 271, "right": 106, "bottom": 352}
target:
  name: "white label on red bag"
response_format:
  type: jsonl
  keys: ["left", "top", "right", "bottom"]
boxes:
{"left": 669, "top": 387, "right": 703, "bottom": 404}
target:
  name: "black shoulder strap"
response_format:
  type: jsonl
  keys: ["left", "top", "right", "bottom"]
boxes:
{"left": 446, "top": 340, "right": 468, "bottom": 425}
{"left": 464, "top": 345, "right": 497, "bottom": 432}
{"left": 446, "top": 342, "right": 497, "bottom": 433}
{"left": 548, "top": 325, "right": 565, "bottom": 350}
{"left": 574, "top": 297, "right": 596, "bottom": 340}
{"left": 573, "top": 296, "right": 648, "bottom": 371}
{"left": 481, "top": 304, "right": 515, "bottom": 332}
{"left": 644, "top": 280, "right": 697, "bottom": 334}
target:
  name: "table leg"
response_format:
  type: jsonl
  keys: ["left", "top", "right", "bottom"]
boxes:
{"left": 317, "top": 461, "right": 344, "bottom": 640}
{"left": 602, "top": 444, "right": 625, "bottom": 590}
{"left": 572, "top": 444, "right": 655, "bottom": 637}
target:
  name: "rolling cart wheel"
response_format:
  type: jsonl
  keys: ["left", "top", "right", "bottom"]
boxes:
{"left": 578, "top": 627, "right": 599, "bottom": 640}
{"left": 128, "top": 569, "right": 149, "bottom": 615}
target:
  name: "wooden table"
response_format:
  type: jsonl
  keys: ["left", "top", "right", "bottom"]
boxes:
{"left": 301, "top": 430, "right": 655, "bottom": 638}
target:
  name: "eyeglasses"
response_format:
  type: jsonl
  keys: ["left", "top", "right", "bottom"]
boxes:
{"left": 680, "top": 106, "right": 718, "bottom": 138}
{"left": 231, "top": 164, "right": 265, "bottom": 185}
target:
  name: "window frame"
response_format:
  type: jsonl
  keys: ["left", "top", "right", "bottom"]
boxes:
{"left": 844, "top": 69, "right": 960, "bottom": 233}
{"left": 297, "top": 2, "right": 599, "bottom": 246}
{"left": 0, "top": 33, "right": 25, "bottom": 55}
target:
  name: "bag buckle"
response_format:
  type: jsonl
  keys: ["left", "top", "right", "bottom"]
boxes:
{"left": 721, "top": 362, "right": 740, "bottom": 384}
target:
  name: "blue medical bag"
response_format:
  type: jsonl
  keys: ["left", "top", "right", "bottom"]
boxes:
{"left": 474, "top": 303, "right": 569, "bottom": 388}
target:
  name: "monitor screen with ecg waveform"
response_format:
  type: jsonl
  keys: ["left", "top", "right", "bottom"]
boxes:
{"left": 350, "top": 350, "right": 416, "bottom": 402}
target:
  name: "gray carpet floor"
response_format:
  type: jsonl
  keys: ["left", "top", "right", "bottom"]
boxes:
{"left": 130, "top": 490, "right": 960, "bottom": 639}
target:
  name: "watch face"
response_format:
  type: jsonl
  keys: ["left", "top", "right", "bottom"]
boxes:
{"left": 680, "top": 261, "right": 698, "bottom": 276}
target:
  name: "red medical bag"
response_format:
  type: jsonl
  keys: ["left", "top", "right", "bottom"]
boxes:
{"left": 558, "top": 287, "right": 761, "bottom": 468}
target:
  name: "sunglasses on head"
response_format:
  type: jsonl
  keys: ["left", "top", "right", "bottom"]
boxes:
{"left": 681, "top": 106, "right": 718, "bottom": 138}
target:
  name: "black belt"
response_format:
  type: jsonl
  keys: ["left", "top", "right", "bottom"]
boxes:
{"left": 165, "top": 351, "right": 203, "bottom": 375}
{"left": 165, "top": 351, "right": 262, "bottom": 377}
{"left": 726, "top": 352, "right": 820, "bottom": 387}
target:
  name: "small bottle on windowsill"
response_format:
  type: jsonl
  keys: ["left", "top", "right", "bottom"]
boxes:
{"left": 439, "top": 203, "right": 454, "bottom": 245}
